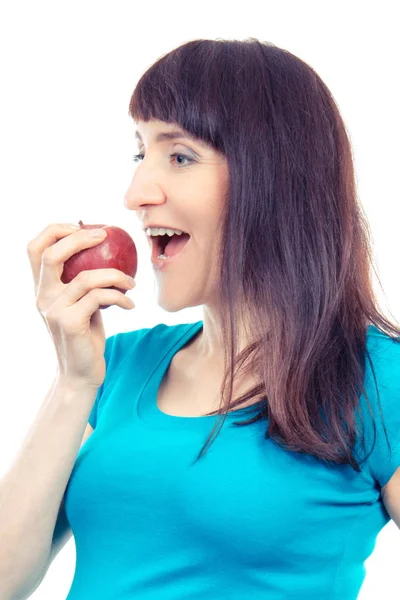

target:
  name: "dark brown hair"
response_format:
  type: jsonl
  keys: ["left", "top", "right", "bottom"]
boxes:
{"left": 128, "top": 37, "right": 400, "bottom": 470}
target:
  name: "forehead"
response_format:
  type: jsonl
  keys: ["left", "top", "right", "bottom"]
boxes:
{"left": 134, "top": 120, "right": 213, "bottom": 151}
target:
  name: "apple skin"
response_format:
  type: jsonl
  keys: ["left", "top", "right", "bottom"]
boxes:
{"left": 61, "top": 220, "right": 137, "bottom": 309}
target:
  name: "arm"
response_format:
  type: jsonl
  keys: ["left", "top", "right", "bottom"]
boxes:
{"left": 0, "top": 376, "right": 98, "bottom": 600}
{"left": 382, "top": 466, "right": 400, "bottom": 529}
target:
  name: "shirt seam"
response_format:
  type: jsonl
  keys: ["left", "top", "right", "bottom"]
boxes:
{"left": 329, "top": 502, "right": 377, "bottom": 600}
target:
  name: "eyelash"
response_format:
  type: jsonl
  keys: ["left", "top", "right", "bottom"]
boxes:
{"left": 131, "top": 153, "right": 194, "bottom": 167}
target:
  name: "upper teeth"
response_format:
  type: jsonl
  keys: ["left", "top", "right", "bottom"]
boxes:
{"left": 145, "top": 227, "right": 185, "bottom": 236}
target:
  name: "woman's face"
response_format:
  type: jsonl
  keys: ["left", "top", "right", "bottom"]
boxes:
{"left": 124, "top": 119, "right": 230, "bottom": 312}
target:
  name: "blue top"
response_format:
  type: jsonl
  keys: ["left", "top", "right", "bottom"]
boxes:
{"left": 63, "top": 321, "right": 400, "bottom": 599}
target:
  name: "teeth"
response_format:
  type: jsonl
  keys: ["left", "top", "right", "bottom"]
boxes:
{"left": 145, "top": 227, "right": 184, "bottom": 237}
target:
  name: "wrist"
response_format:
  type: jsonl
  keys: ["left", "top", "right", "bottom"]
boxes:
{"left": 53, "top": 373, "right": 100, "bottom": 395}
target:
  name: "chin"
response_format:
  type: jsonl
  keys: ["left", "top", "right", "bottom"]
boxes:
{"left": 156, "top": 295, "right": 204, "bottom": 313}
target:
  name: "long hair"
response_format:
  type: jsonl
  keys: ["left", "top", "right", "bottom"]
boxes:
{"left": 128, "top": 37, "right": 400, "bottom": 470}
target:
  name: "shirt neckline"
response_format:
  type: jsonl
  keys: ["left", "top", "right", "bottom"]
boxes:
{"left": 135, "top": 320, "right": 264, "bottom": 431}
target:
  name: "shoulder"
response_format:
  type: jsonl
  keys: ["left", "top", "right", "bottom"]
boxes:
{"left": 364, "top": 324, "right": 400, "bottom": 398}
{"left": 366, "top": 324, "right": 400, "bottom": 360}
{"left": 357, "top": 324, "right": 400, "bottom": 489}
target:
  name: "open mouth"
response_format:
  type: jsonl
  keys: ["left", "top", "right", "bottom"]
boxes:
{"left": 152, "top": 233, "right": 191, "bottom": 259}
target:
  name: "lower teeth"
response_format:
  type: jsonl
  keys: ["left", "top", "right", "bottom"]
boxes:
{"left": 157, "top": 254, "right": 168, "bottom": 260}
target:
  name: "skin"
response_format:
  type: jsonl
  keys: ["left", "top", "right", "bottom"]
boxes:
{"left": 124, "top": 118, "right": 251, "bottom": 377}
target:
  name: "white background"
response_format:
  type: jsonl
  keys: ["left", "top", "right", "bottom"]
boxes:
{"left": 0, "top": 1, "right": 399, "bottom": 598}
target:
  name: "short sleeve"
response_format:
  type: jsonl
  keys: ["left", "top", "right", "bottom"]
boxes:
{"left": 88, "top": 334, "right": 115, "bottom": 429}
{"left": 358, "top": 330, "right": 400, "bottom": 489}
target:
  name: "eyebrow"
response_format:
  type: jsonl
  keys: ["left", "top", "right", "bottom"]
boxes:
{"left": 134, "top": 129, "right": 210, "bottom": 150}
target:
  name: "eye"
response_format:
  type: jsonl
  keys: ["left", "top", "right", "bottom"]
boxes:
{"left": 132, "top": 153, "right": 194, "bottom": 167}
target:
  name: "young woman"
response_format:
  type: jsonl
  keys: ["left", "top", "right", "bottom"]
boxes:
{"left": 2, "top": 38, "right": 400, "bottom": 600}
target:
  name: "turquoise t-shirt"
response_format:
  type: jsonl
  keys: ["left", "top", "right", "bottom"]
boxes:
{"left": 63, "top": 321, "right": 400, "bottom": 599}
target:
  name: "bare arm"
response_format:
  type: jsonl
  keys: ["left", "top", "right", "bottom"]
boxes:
{"left": 49, "top": 420, "right": 94, "bottom": 564}
{"left": 0, "top": 221, "right": 135, "bottom": 599}
{"left": 0, "top": 377, "right": 98, "bottom": 600}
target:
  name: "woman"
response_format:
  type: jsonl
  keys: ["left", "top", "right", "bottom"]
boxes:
{"left": 2, "top": 37, "right": 400, "bottom": 600}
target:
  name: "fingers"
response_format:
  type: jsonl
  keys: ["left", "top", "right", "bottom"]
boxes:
{"left": 44, "top": 287, "right": 135, "bottom": 336}
{"left": 27, "top": 223, "right": 107, "bottom": 295}
{"left": 40, "top": 227, "right": 108, "bottom": 293}
{"left": 53, "top": 268, "right": 135, "bottom": 309}
{"left": 26, "top": 223, "right": 82, "bottom": 291}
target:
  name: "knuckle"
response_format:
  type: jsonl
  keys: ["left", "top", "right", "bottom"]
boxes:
{"left": 26, "top": 241, "right": 39, "bottom": 256}
{"left": 35, "top": 293, "right": 54, "bottom": 315}
{"left": 114, "top": 269, "right": 125, "bottom": 281}
{"left": 35, "top": 298, "right": 45, "bottom": 313}
{"left": 42, "top": 248, "right": 56, "bottom": 266}
{"left": 40, "top": 305, "right": 57, "bottom": 323}
{"left": 116, "top": 269, "right": 128, "bottom": 281}
{"left": 87, "top": 287, "right": 99, "bottom": 298}
{"left": 75, "top": 270, "right": 88, "bottom": 281}
{"left": 26, "top": 226, "right": 51, "bottom": 252}
{"left": 75, "top": 270, "right": 93, "bottom": 286}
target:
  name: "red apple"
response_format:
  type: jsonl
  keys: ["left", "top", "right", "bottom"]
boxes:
{"left": 61, "top": 220, "right": 138, "bottom": 309}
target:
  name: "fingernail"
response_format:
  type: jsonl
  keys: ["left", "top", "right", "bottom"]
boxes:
{"left": 91, "top": 229, "right": 107, "bottom": 237}
{"left": 67, "top": 223, "right": 81, "bottom": 229}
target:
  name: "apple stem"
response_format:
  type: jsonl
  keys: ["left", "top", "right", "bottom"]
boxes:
{"left": 78, "top": 220, "right": 84, "bottom": 226}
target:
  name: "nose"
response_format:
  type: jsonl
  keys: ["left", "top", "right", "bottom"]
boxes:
{"left": 123, "top": 173, "right": 166, "bottom": 211}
